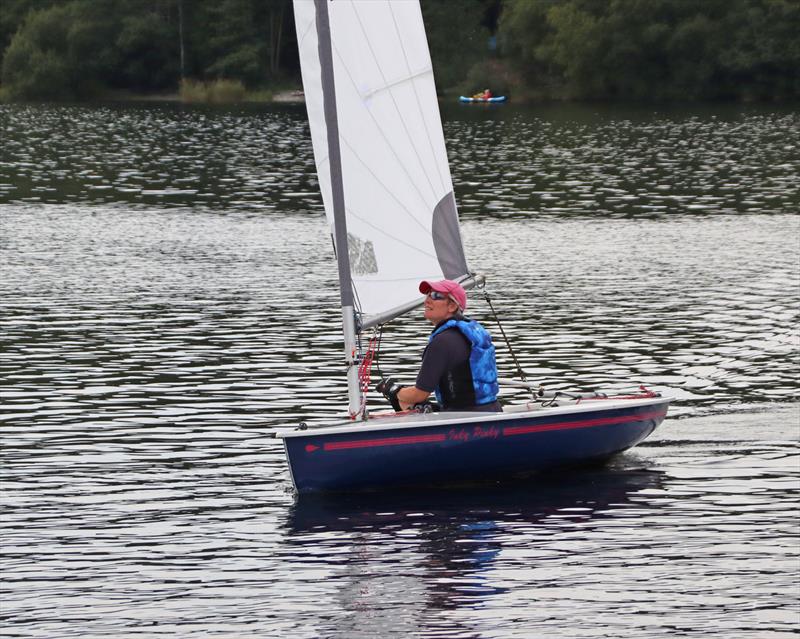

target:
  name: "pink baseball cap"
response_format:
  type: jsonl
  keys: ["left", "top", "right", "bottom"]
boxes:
{"left": 419, "top": 279, "right": 467, "bottom": 311}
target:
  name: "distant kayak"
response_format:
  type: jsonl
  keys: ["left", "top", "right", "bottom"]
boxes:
{"left": 459, "top": 95, "right": 507, "bottom": 103}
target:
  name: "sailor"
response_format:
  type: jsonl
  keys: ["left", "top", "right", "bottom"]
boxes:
{"left": 379, "top": 279, "right": 501, "bottom": 412}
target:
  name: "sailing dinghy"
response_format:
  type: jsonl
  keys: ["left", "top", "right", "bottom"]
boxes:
{"left": 274, "top": 0, "right": 671, "bottom": 494}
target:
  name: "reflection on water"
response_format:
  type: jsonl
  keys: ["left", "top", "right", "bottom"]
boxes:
{"left": 1, "top": 103, "right": 799, "bottom": 637}
{"left": 4, "top": 424, "right": 795, "bottom": 638}
{"left": 286, "top": 467, "right": 666, "bottom": 638}
{"left": 281, "top": 417, "right": 798, "bottom": 637}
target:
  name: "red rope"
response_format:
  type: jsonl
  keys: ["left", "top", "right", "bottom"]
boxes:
{"left": 358, "top": 336, "right": 378, "bottom": 394}
{"left": 350, "top": 335, "right": 379, "bottom": 419}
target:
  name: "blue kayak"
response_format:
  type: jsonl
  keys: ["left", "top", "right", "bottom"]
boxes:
{"left": 459, "top": 95, "right": 507, "bottom": 103}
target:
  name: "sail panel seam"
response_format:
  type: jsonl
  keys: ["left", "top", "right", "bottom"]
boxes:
{"left": 332, "top": 1, "right": 441, "bottom": 210}
{"left": 388, "top": 1, "right": 448, "bottom": 192}
{"left": 346, "top": 206, "right": 437, "bottom": 259}
{"left": 331, "top": 46, "right": 437, "bottom": 218}
{"left": 348, "top": 0, "right": 442, "bottom": 200}
{"left": 341, "top": 137, "right": 431, "bottom": 235}
{"left": 360, "top": 67, "right": 433, "bottom": 100}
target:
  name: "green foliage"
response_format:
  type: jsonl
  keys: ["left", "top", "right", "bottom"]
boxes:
{"left": 538, "top": 3, "right": 603, "bottom": 95}
{"left": 116, "top": 10, "right": 178, "bottom": 90}
{"left": 68, "top": 1, "right": 125, "bottom": 85}
{"left": 187, "top": 0, "right": 293, "bottom": 86}
{"left": 715, "top": 0, "right": 800, "bottom": 100}
{"left": 0, "top": 0, "right": 56, "bottom": 59}
{"left": 0, "top": 0, "right": 797, "bottom": 101}
{"left": 498, "top": 0, "right": 800, "bottom": 101}
{"left": 1, "top": 0, "right": 167, "bottom": 100}
{"left": 2, "top": 4, "right": 84, "bottom": 100}
{"left": 205, "top": 44, "right": 262, "bottom": 83}
{"left": 462, "top": 58, "right": 518, "bottom": 97}
{"left": 422, "top": 0, "right": 492, "bottom": 91}
{"left": 197, "top": 0, "right": 263, "bottom": 83}
{"left": 0, "top": 0, "right": 295, "bottom": 100}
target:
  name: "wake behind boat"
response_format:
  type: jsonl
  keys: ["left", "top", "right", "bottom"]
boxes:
{"left": 278, "top": 0, "right": 671, "bottom": 494}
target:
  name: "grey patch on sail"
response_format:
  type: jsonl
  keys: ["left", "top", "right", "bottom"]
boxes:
{"left": 347, "top": 232, "right": 378, "bottom": 275}
{"left": 432, "top": 192, "right": 469, "bottom": 279}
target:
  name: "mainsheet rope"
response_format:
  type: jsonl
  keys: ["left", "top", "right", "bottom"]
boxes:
{"left": 354, "top": 287, "right": 534, "bottom": 417}
{"left": 351, "top": 292, "right": 658, "bottom": 419}
{"left": 482, "top": 289, "right": 528, "bottom": 383}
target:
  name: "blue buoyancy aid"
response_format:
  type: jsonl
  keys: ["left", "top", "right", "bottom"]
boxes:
{"left": 429, "top": 318, "right": 499, "bottom": 406}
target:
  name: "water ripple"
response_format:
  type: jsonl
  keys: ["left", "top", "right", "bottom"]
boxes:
{"left": 1, "top": 103, "right": 798, "bottom": 638}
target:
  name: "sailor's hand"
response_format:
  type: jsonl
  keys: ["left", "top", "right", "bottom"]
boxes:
{"left": 375, "top": 377, "right": 395, "bottom": 396}
{"left": 376, "top": 377, "right": 405, "bottom": 411}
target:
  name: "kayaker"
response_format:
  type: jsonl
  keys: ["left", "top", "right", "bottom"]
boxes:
{"left": 472, "top": 88, "right": 492, "bottom": 99}
{"left": 378, "top": 279, "right": 501, "bottom": 412}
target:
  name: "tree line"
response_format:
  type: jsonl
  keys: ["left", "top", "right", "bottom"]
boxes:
{"left": 1, "top": 0, "right": 797, "bottom": 102}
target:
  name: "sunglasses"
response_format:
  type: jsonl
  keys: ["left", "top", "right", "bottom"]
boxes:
{"left": 427, "top": 291, "right": 450, "bottom": 302}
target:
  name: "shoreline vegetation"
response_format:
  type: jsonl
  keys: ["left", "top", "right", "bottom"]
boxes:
{"left": 3, "top": 84, "right": 796, "bottom": 107}
{"left": 0, "top": 85, "right": 308, "bottom": 105}
{"left": 1, "top": 0, "right": 798, "bottom": 105}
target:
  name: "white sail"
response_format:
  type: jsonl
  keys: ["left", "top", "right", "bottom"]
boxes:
{"left": 294, "top": 0, "right": 469, "bottom": 329}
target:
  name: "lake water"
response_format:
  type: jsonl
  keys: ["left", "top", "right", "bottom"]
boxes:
{"left": 1, "top": 102, "right": 798, "bottom": 638}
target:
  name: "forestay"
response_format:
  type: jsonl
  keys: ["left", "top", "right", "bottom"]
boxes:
{"left": 294, "top": 0, "right": 469, "bottom": 329}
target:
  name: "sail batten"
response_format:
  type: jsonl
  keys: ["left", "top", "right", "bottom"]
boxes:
{"left": 295, "top": 0, "right": 469, "bottom": 328}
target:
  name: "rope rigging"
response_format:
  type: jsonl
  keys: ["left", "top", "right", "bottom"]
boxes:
{"left": 352, "top": 280, "right": 534, "bottom": 415}
{"left": 352, "top": 325, "right": 382, "bottom": 420}
{"left": 480, "top": 286, "right": 528, "bottom": 383}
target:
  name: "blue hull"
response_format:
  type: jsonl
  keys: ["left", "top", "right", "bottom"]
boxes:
{"left": 279, "top": 398, "right": 670, "bottom": 494}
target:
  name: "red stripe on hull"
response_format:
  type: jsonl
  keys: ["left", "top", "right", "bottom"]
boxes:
{"left": 503, "top": 410, "right": 667, "bottom": 437}
{"left": 324, "top": 433, "right": 446, "bottom": 451}
{"left": 311, "top": 409, "right": 666, "bottom": 454}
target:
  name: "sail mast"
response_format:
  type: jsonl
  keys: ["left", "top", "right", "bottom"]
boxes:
{"left": 314, "top": 0, "right": 364, "bottom": 418}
